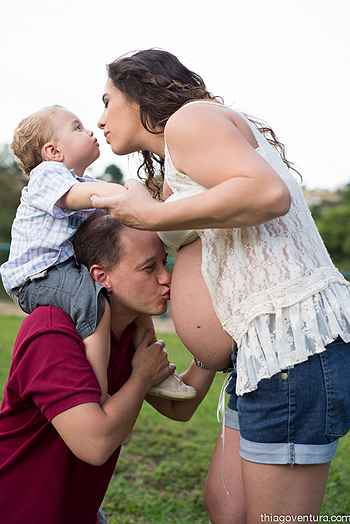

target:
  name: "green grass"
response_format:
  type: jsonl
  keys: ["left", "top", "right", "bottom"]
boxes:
{"left": 1, "top": 315, "right": 350, "bottom": 522}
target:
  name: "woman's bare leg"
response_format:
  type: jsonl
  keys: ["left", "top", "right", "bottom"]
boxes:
{"left": 205, "top": 428, "right": 331, "bottom": 523}
{"left": 205, "top": 427, "right": 246, "bottom": 524}
{"left": 242, "top": 459, "right": 330, "bottom": 523}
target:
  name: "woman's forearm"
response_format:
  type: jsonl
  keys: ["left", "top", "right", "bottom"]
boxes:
{"left": 149, "top": 176, "right": 290, "bottom": 230}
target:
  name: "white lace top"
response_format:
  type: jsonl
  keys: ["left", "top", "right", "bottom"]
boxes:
{"left": 160, "top": 101, "right": 350, "bottom": 396}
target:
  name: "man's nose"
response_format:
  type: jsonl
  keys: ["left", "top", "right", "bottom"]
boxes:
{"left": 159, "top": 266, "right": 171, "bottom": 286}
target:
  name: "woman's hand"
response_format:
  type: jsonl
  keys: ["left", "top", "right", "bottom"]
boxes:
{"left": 90, "top": 179, "right": 160, "bottom": 230}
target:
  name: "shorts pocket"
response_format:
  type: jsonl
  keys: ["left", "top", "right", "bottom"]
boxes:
{"left": 320, "top": 339, "right": 350, "bottom": 438}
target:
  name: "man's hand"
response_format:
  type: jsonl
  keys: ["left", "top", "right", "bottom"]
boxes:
{"left": 90, "top": 180, "right": 160, "bottom": 230}
{"left": 131, "top": 333, "right": 175, "bottom": 389}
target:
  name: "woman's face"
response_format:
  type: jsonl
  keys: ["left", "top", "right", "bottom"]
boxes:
{"left": 98, "top": 79, "right": 144, "bottom": 155}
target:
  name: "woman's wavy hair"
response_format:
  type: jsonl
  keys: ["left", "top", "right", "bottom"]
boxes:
{"left": 107, "top": 49, "right": 301, "bottom": 198}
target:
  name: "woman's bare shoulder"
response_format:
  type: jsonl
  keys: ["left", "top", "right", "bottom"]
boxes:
{"left": 165, "top": 102, "right": 257, "bottom": 150}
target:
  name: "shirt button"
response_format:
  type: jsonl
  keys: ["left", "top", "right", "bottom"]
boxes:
{"left": 280, "top": 372, "right": 289, "bottom": 380}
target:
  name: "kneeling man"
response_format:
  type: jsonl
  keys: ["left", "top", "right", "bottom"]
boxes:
{"left": 0, "top": 212, "right": 215, "bottom": 524}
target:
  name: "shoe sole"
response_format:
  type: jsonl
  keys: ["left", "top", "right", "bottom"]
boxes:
{"left": 147, "top": 388, "right": 197, "bottom": 401}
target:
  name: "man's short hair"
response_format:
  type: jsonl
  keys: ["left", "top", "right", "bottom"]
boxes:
{"left": 74, "top": 211, "right": 126, "bottom": 270}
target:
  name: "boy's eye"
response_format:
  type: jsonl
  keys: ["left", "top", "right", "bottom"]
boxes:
{"left": 144, "top": 264, "right": 155, "bottom": 273}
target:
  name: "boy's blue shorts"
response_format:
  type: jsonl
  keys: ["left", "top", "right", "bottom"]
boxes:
{"left": 14, "top": 257, "right": 106, "bottom": 339}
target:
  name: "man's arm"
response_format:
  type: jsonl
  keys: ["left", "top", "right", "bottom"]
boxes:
{"left": 146, "top": 362, "right": 216, "bottom": 421}
{"left": 51, "top": 337, "right": 173, "bottom": 466}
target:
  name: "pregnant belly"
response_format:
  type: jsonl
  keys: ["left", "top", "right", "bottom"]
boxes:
{"left": 170, "top": 238, "right": 235, "bottom": 370}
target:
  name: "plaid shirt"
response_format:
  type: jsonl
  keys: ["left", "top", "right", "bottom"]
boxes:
{"left": 0, "top": 161, "right": 96, "bottom": 293}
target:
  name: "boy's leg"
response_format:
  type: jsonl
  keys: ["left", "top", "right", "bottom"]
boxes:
{"left": 84, "top": 299, "right": 111, "bottom": 402}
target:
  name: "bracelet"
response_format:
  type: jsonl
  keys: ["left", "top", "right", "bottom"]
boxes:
{"left": 193, "top": 357, "right": 234, "bottom": 373}
{"left": 193, "top": 357, "right": 210, "bottom": 369}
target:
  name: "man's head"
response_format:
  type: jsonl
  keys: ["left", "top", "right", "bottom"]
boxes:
{"left": 74, "top": 212, "right": 171, "bottom": 316}
{"left": 11, "top": 105, "right": 100, "bottom": 176}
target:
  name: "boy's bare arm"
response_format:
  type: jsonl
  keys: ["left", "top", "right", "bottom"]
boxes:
{"left": 59, "top": 181, "right": 126, "bottom": 210}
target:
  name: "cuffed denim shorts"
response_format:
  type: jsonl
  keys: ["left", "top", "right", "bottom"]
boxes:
{"left": 14, "top": 257, "right": 106, "bottom": 340}
{"left": 225, "top": 337, "right": 350, "bottom": 465}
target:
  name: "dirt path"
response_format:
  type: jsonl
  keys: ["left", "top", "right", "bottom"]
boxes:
{"left": 0, "top": 301, "right": 176, "bottom": 333}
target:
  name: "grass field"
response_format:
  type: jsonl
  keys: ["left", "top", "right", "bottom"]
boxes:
{"left": 1, "top": 315, "right": 350, "bottom": 523}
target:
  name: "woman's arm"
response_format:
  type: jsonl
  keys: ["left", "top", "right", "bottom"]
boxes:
{"left": 146, "top": 362, "right": 216, "bottom": 421}
{"left": 91, "top": 105, "right": 291, "bottom": 229}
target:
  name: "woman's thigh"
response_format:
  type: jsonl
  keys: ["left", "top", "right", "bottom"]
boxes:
{"left": 170, "top": 240, "right": 233, "bottom": 369}
{"left": 205, "top": 427, "right": 246, "bottom": 524}
{"left": 205, "top": 430, "right": 330, "bottom": 523}
{"left": 242, "top": 460, "right": 330, "bottom": 522}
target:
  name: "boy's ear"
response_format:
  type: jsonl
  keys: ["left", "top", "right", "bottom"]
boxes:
{"left": 41, "top": 142, "right": 64, "bottom": 162}
{"left": 90, "top": 264, "right": 112, "bottom": 292}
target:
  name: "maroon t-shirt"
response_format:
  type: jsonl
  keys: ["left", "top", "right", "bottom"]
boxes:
{"left": 0, "top": 306, "right": 135, "bottom": 524}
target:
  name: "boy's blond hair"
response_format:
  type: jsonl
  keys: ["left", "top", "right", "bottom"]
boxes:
{"left": 11, "top": 105, "right": 64, "bottom": 176}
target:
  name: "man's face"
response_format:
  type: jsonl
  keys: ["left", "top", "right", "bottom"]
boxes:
{"left": 106, "top": 228, "right": 171, "bottom": 316}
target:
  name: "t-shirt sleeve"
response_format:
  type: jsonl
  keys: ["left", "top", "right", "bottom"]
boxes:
{"left": 17, "top": 329, "right": 101, "bottom": 421}
{"left": 28, "top": 162, "right": 80, "bottom": 218}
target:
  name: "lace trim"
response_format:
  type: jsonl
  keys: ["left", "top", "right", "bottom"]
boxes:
{"left": 234, "top": 281, "right": 350, "bottom": 395}
{"left": 205, "top": 266, "right": 350, "bottom": 343}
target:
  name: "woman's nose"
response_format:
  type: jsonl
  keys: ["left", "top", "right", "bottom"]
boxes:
{"left": 97, "top": 113, "right": 105, "bottom": 129}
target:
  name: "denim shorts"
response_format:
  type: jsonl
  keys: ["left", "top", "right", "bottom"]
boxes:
{"left": 97, "top": 508, "right": 108, "bottom": 523}
{"left": 225, "top": 337, "right": 350, "bottom": 465}
{"left": 14, "top": 257, "right": 106, "bottom": 340}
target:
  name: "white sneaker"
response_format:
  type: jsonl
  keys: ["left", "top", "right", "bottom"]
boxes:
{"left": 148, "top": 373, "right": 197, "bottom": 400}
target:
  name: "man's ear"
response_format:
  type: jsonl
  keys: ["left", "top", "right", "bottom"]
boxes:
{"left": 41, "top": 142, "right": 64, "bottom": 162}
{"left": 90, "top": 264, "right": 112, "bottom": 292}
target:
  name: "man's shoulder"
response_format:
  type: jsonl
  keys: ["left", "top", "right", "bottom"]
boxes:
{"left": 19, "top": 306, "right": 79, "bottom": 341}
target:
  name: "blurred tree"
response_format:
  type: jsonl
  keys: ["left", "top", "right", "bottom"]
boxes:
{"left": 0, "top": 144, "right": 25, "bottom": 243}
{"left": 101, "top": 164, "right": 124, "bottom": 184}
{"left": 311, "top": 183, "right": 350, "bottom": 271}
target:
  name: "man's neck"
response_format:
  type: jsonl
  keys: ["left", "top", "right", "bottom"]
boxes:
{"left": 110, "top": 298, "right": 137, "bottom": 341}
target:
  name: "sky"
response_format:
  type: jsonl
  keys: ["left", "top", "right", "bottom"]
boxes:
{"left": 1, "top": 0, "right": 349, "bottom": 190}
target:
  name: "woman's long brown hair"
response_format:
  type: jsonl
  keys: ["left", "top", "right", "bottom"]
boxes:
{"left": 107, "top": 49, "right": 301, "bottom": 198}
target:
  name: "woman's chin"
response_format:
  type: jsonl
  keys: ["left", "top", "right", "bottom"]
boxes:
{"left": 110, "top": 143, "right": 130, "bottom": 156}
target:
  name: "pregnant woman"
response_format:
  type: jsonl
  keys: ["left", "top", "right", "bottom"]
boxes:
{"left": 93, "top": 49, "right": 350, "bottom": 522}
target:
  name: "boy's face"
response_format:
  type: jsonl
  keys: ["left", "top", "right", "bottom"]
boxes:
{"left": 54, "top": 110, "right": 100, "bottom": 173}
